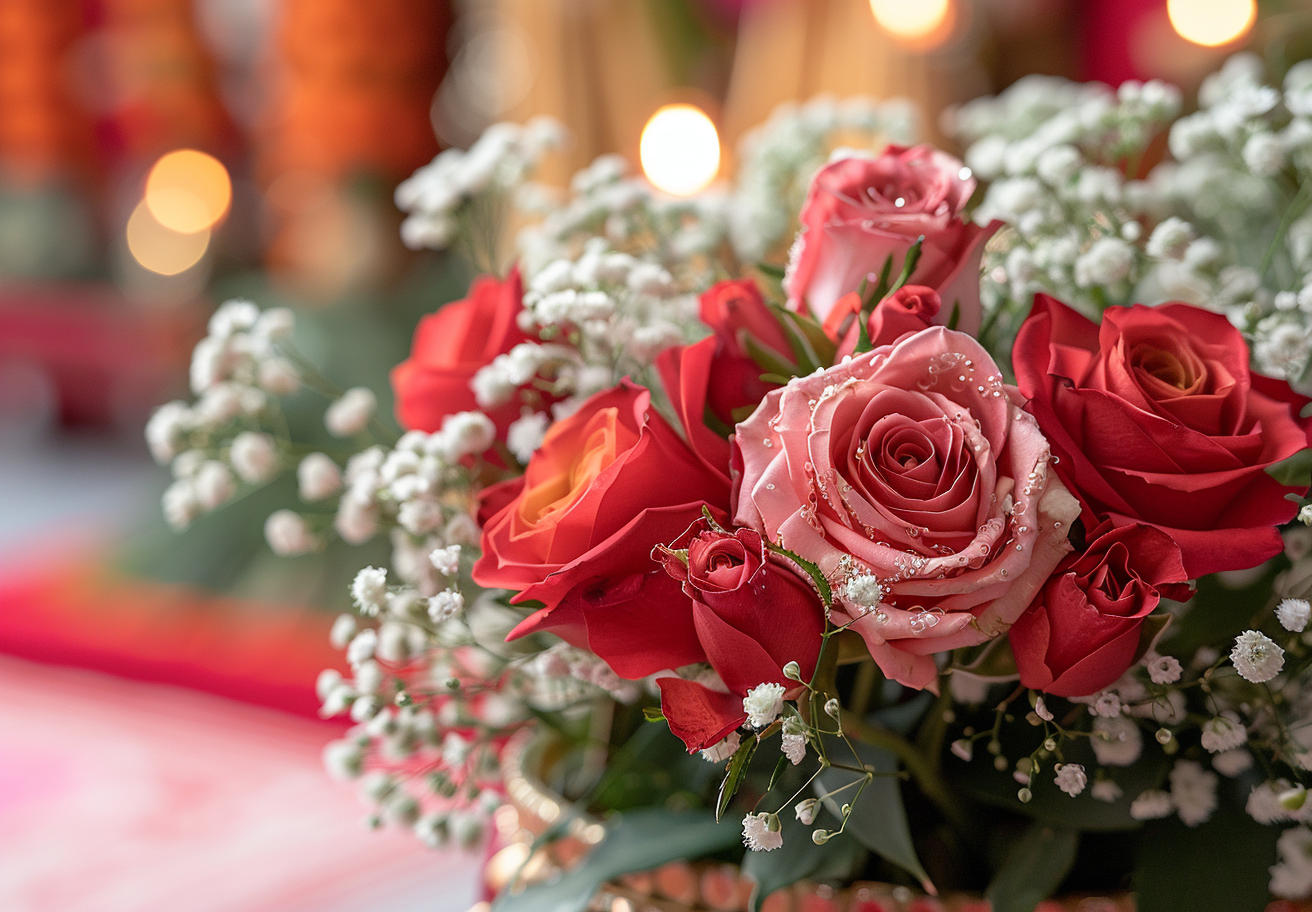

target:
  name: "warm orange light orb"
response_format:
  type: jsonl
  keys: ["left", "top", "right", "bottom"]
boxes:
{"left": 126, "top": 199, "right": 211, "bottom": 275}
{"left": 1167, "top": 0, "right": 1255, "bottom": 47}
{"left": 145, "top": 149, "right": 232, "bottom": 233}
{"left": 639, "top": 104, "right": 720, "bottom": 197}
{"left": 869, "top": 0, "right": 952, "bottom": 45}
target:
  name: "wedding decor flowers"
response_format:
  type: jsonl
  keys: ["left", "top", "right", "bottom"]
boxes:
{"left": 149, "top": 54, "right": 1312, "bottom": 912}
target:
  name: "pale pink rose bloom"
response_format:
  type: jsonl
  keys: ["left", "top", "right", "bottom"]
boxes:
{"left": 733, "top": 327, "right": 1080, "bottom": 690}
{"left": 784, "top": 147, "right": 999, "bottom": 333}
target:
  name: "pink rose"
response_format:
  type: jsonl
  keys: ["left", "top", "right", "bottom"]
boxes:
{"left": 733, "top": 327, "right": 1080, "bottom": 690}
{"left": 785, "top": 147, "right": 999, "bottom": 333}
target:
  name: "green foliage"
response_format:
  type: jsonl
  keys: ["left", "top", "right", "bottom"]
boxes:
{"left": 816, "top": 736, "right": 932, "bottom": 890}
{"left": 492, "top": 809, "right": 742, "bottom": 912}
{"left": 1267, "top": 447, "right": 1312, "bottom": 488}
{"left": 717, "top": 734, "right": 760, "bottom": 820}
{"left": 985, "top": 822, "right": 1078, "bottom": 912}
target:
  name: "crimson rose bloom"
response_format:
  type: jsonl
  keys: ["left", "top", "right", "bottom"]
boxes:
{"left": 655, "top": 520, "right": 825, "bottom": 751}
{"left": 476, "top": 382, "right": 732, "bottom": 678}
{"left": 734, "top": 327, "right": 1080, "bottom": 690}
{"left": 391, "top": 268, "right": 528, "bottom": 434}
{"left": 697, "top": 278, "right": 791, "bottom": 425}
{"left": 1010, "top": 521, "right": 1191, "bottom": 697}
{"left": 1015, "top": 295, "right": 1312, "bottom": 578}
{"left": 785, "top": 147, "right": 999, "bottom": 332}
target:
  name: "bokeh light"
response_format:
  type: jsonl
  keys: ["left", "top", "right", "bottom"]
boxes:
{"left": 1167, "top": 0, "right": 1255, "bottom": 47}
{"left": 869, "top": 0, "right": 954, "bottom": 46}
{"left": 639, "top": 104, "right": 721, "bottom": 197}
{"left": 126, "top": 199, "right": 211, "bottom": 275}
{"left": 145, "top": 150, "right": 232, "bottom": 234}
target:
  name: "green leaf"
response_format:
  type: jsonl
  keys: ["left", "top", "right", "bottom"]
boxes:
{"left": 984, "top": 821, "right": 1078, "bottom": 912}
{"left": 741, "top": 809, "right": 864, "bottom": 912}
{"left": 888, "top": 236, "right": 925, "bottom": 295}
{"left": 716, "top": 734, "right": 759, "bottom": 820}
{"left": 862, "top": 256, "right": 896, "bottom": 309}
{"left": 1267, "top": 447, "right": 1312, "bottom": 488}
{"left": 946, "top": 300, "right": 961, "bottom": 331}
{"left": 771, "top": 304, "right": 838, "bottom": 369}
{"left": 767, "top": 754, "right": 790, "bottom": 791}
{"left": 764, "top": 541, "right": 833, "bottom": 606}
{"left": 642, "top": 706, "right": 666, "bottom": 722}
{"left": 743, "top": 333, "right": 800, "bottom": 379}
{"left": 1134, "top": 777, "right": 1279, "bottom": 912}
{"left": 492, "top": 809, "right": 742, "bottom": 912}
{"left": 816, "top": 736, "right": 933, "bottom": 891}
{"left": 755, "top": 261, "right": 787, "bottom": 280}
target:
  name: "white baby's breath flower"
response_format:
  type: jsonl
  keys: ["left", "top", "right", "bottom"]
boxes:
{"left": 743, "top": 683, "right": 786, "bottom": 729}
{"left": 1200, "top": 712, "right": 1248, "bottom": 753}
{"left": 346, "top": 628, "right": 378, "bottom": 666}
{"left": 1170, "top": 760, "right": 1218, "bottom": 826}
{"left": 162, "top": 480, "right": 201, "bottom": 530}
{"left": 1278, "top": 598, "right": 1311, "bottom": 633}
{"left": 795, "top": 798, "right": 818, "bottom": 825}
{"left": 257, "top": 358, "right": 300, "bottom": 396}
{"left": 700, "top": 731, "right": 740, "bottom": 763}
{"left": 145, "top": 401, "right": 191, "bottom": 464}
{"left": 194, "top": 460, "right": 236, "bottom": 510}
{"left": 507, "top": 412, "right": 550, "bottom": 463}
{"left": 1054, "top": 763, "right": 1087, "bottom": 797}
{"left": 951, "top": 739, "right": 973, "bottom": 761}
{"left": 1146, "top": 654, "right": 1182, "bottom": 685}
{"left": 334, "top": 494, "right": 378, "bottom": 544}
{"left": 781, "top": 733, "right": 807, "bottom": 766}
{"left": 741, "top": 812, "right": 783, "bottom": 852}
{"left": 352, "top": 567, "right": 388, "bottom": 615}
{"left": 1092, "top": 780, "right": 1122, "bottom": 803}
{"left": 427, "top": 589, "right": 465, "bottom": 623}
{"left": 1212, "top": 749, "right": 1253, "bottom": 777}
{"left": 1231, "top": 629, "right": 1285, "bottom": 683}
{"left": 230, "top": 432, "right": 278, "bottom": 483}
{"left": 429, "top": 545, "right": 462, "bottom": 576}
{"left": 1090, "top": 691, "right": 1122, "bottom": 718}
{"left": 264, "top": 509, "right": 317, "bottom": 556}
{"left": 329, "top": 614, "right": 357, "bottom": 649}
{"left": 298, "top": 453, "right": 342, "bottom": 501}
{"left": 325, "top": 388, "right": 377, "bottom": 437}
{"left": 1129, "top": 789, "right": 1173, "bottom": 820}
{"left": 1034, "top": 696, "right": 1054, "bottom": 722}
{"left": 1074, "top": 236, "right": 1134, "bottom": 287}
{"left": 1092, "top": 714, "right": 1143, "bottom": 767}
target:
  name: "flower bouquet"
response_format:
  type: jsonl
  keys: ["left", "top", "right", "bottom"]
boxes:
{"left": 149, "top": 56, "right": 1312, "bottom": 912}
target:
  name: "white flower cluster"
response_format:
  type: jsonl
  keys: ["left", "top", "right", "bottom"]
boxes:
{"left": 1133, "top": 56, "right": 1312, "bottom": 388}
{"left": 473, "top": 238, "right": 701, "bottom": 417}
{"left": 145, "top": 300, "right": 298, "bottom": 530}
{"left": 952, "top": 76, "right": 1180, "bottom": 339}
{"left": 516, "top": 153, "right": 729, "bottom": 286}
{"left": 729, "top": 95, "right": 919, "bottom": 261}
{"left": 395, "top": 117, "right": 566, "bottom": 255}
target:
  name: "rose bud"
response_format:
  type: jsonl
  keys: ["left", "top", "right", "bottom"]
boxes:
{"left": 1010, "top": 521, "right": 1192, "bottom": 698}
{"left": 827, "top": 285, "right": 943, "bottom": 360}
{"left": 654, "top": 520, "right": 825, "bottom": 751}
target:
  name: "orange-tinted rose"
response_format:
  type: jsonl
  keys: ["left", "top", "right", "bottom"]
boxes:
{"left": 476, "top": 382, "right": 732, "bottom": 678}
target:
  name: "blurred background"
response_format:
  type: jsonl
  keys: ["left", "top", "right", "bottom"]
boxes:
{"left": 0, "top": 1, "right": 1307, "bottom": 910}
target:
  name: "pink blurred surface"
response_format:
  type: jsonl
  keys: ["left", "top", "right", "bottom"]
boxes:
{"left": 0, "top": 654, "right": 478, "bottom": 912}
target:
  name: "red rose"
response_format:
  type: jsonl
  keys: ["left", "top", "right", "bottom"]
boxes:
{"left": 1010, "top": 521, "right": 1191, "bottom": 697}
{"left": 785, "top": 147, "right": 999, "bottom": 333}
{"left": 1015, "top": 295, "right": 1312, "bottom": 578}
{"left": 476, "top": 382, "right": 732, "bottom": 678}
{"left": 391, "top": 268, "right": 529, "bottom": 434}
{"left": 655, "top": 521, "right": 825, "bottom": 751}
{"left": 826, "top": 285, "right": 943, "bottom": 360}
{"left": 694, "top": 278, "right": 792, "bottom": 426}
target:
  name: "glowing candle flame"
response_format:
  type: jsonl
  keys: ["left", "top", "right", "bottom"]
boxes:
{"left": 145, "top": 149, "right": 232, "bottom": 234}
{"left": 639, "top": 103, "right": 720, "bottom": 197}
{"left": 869, "top": 0, "right": 953, "bottom": 46}
{"left": 1167, "top": 0, "right": 1255, "bottom": 47}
